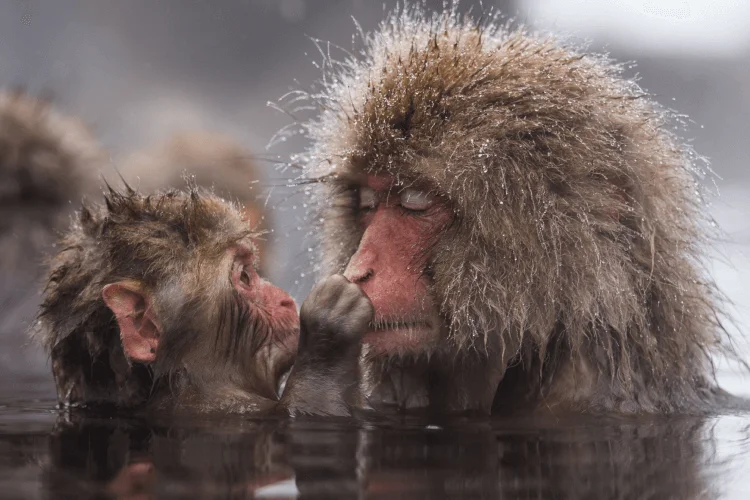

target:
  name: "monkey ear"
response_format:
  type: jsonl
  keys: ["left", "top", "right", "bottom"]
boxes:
{"left": 102, "top": 282, "right": 162, "bottom": 364}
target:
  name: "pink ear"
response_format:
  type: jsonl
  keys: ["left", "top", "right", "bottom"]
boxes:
{"left": 102, "top": 283, "right": 161, "bottom": 364}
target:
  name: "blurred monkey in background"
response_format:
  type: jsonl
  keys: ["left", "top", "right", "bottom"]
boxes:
{"left": 0, "top": 90, "right": 104, "bottom": 380}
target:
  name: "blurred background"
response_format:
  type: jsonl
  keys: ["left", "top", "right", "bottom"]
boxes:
{"left": 0, "top": 0, "right": 748, "bottom": 393}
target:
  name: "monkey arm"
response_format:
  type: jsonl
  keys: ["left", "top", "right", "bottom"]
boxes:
{"left": 278, "top": 275, "right": 373, "bottom": 416}
{"left": 278, "top": 347, "right": 361, "bottom": 417}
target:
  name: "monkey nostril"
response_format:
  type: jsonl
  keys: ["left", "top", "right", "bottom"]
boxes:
{"left": 280, "top": 298, "right": 295, "bottom": 309}
{"left": 353, "top": 268, "right": 374, "bottom": 284}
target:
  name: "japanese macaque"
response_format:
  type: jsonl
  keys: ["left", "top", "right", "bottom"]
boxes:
{"left": 0, "top": 90, "right": 103, "bottom": 378}
{"left": 34, "top": 187, "right": 372, "bottom": 415}
{"left": 296, "top": 7, "right": 734, "bottom": 414}
{"left": 121, "top": 131, "right": 273, "bottom": 271}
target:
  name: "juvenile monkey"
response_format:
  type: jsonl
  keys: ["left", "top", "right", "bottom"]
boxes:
{"left": 35, "top": 187, "right": 371, "bottom": 415}
{"left": 296, "top": 7, "right": 734, "bottom": 414}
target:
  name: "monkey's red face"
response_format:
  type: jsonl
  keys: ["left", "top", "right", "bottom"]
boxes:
{"left": 230, "top": 244, "right": 299, "bottom": 340}
{"left": 228, "top": 244, "right": 299, "bottom": 396}
{"left": 344, "top": 176, "right": 451, "bottom": 356}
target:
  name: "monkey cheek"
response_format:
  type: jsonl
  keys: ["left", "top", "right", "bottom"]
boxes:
{"left": 270, "top": 318, "right": 300, "bottom": 356}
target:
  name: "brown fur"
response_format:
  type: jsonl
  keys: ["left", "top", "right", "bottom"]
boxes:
{"left": 121, "top": 131, "right": 272, "bottom": 269}
{"left": 295, "top": 7, "right": 730, "bottom": 413}
{"left": 34, "top": 187, "right": 271, "bottom": 410}
{"left": 0, "top": 89, "right": 103, "bottom": 274}
{"left": 34, "top": 187, "right": 370, "bottom": 416}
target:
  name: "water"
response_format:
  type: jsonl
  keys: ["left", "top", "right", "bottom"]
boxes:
{"left": 1, "top": 380, "right": 749, "bottom": 499}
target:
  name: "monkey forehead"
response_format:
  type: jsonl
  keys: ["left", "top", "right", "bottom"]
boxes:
{"left": 93, "top": 188, "right": 256, "bottom": 272}
{"left": 172, "top": 254, "right": 231, "bottom": 299}
{"left": 344, "top": 172, "right": 439, "bottom": 194}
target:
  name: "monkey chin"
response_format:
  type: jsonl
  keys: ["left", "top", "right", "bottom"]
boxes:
{"left": 362, "top": 322, "right": 440, "bottom": 358}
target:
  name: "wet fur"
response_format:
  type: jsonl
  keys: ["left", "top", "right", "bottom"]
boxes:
{"left": 295, "top": 6, "right": 732, "bottom": 413}
{"left": 121, "top": 131, "right": 273, "bottom": 270}
{"left": 33, "top": 187, "right": 279, "bottom": 410}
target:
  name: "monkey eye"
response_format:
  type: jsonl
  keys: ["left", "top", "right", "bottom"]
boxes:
{"left": 400, "top": 189, "right": 435, "bottom": 211}
{"left": 358, "top": 186, "right": 377, "bottom": 209}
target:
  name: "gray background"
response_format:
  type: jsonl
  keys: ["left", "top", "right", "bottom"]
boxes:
{"left": 0, "top": 0, "right": 748, "bottom": 392}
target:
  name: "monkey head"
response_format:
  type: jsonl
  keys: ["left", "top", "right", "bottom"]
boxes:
{"left": 299, "top": 8, "right": 723, "bottom": 411}
{"left": 37, "top": 188, "right": 298, "bottom": 409}
{"left": 0, "top": 90, "right": 101, "bottom": 208}
{"left": 121, "top": 131, "right": 272, "bottom": 271}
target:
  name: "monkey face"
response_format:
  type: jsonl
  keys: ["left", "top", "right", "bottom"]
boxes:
{"left": 226, "top": 242, "right": 299, "bottom": 398}
{"left": 58, "top": 189, "right": 302, "bottom": 405}
{"left": 343, "top": 175, "right": 451, "bottom": 357}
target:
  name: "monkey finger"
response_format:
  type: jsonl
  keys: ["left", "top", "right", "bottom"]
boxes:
{"left": 311, "top": 274, "right": 350, "bottom": 306}
{"left": 332, "top": 288, "right": 368, "bottom": 314}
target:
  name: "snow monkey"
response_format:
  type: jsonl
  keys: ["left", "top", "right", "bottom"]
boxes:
{"left": 0, "top": 90, "right": 103, "bottom": 378}
{"left": 121, "top": 131, "right": 273, "bottom": 272}
{"left": 35, "top": 187, "right": 372, "bottom": 415}
{"left": 296, "top": 7, "right": 733, "bottom": 414}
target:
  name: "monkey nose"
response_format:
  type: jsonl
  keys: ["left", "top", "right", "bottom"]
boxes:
{"left": 279, "top": 297, "right": 296, "bottom": 311}
{"left": 344, "top": 266, "right": 374, "bottom": 284}
{"left": 344, "top": 246, "right": 377, "bottom": 284}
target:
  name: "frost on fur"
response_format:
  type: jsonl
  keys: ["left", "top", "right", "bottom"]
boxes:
{"left": 288, "top": 6, "right": 729, "bottom": 412}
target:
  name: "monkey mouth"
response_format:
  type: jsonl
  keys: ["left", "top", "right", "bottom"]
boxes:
{"left": 363, "top": 319, "right": 439, "bottom": 354}
{"left": 368, "top": 320, "right": 432, "bottom": 333}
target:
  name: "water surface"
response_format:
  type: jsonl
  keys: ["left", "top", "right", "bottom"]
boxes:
{"left": 1, "top": 380, "right": 749, "bottom": 499}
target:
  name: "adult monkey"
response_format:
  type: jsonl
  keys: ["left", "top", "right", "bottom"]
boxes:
{"left": 295, "top": 7, "right": 733, "bottom": 414}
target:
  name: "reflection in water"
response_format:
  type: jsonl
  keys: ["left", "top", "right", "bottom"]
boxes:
{"left": 1, "top": 393, "right": 749, "bottom": 499}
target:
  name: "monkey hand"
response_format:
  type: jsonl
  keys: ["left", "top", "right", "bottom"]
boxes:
{"left": 280, "top": 275, "right": 372, "bottom": 416}
{"left": 299, "top": 274, "right": 374, "bottom": 356}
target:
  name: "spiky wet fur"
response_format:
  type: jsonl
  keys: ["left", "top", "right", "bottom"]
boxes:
{"left": 34, "top": 187, "right": 269, "bottom": 410}
{"left": 295, "top": 6, "right": 732, "bottom": 413}
{"left": 121, "top": 131, "right": 273, "bottom": 272}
